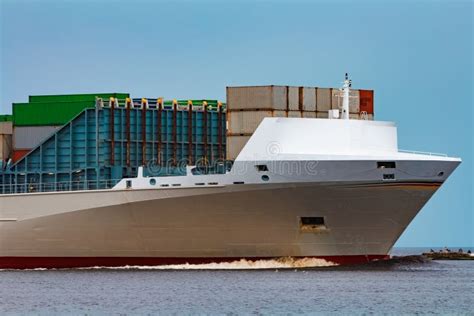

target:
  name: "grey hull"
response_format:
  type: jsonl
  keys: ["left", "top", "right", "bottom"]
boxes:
{"left": 0, "top": 181, "right": 439, "bottom": 267}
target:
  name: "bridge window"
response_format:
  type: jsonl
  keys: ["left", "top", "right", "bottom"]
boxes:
{"left": 255, "top": 165, "right": 268, "bottom": 172}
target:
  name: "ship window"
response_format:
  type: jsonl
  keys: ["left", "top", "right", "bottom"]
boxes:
{"left": 256, "top": 165, "right": 269, "bottom": 172}
{"left": 172, "top": 184, "right": 181, "bottom": 187}
{"left": 383, "top": 173, "right": 395, "bottom": 180}
{"left": 233, "top": 181, "right": 245, "bottom": 185}
{"left": 208, "top": 182, "right": 218, "bottom": 185}
{"left": 195, "top": 183, "right": 205, "bottom": 186}
{"left": 377, "top": 161, "right": 396, "bottom": 169}
{"left": 160, "top": 184, "right": 169, "bottom": 187}
{"left": 149, "top": 179, "right": 156, "bottom": 186}
{"left": 261, "top": 175, "right": 269, "bottom": 181}
{"left": 126, "top": 180, "right": 132, "bottom": 189}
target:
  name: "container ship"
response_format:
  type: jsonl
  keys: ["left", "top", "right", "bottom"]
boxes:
{"left": 0, "top": 75, "right": 461, "bottom": 269}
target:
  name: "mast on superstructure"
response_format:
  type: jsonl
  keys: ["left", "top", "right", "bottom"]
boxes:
{"left": 342, "top": 73, "right": 351, "bottom": 120}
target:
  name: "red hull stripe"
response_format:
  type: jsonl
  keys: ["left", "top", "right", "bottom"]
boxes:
{"left": 0, "top": 255, "right": 389, "bottom": 269}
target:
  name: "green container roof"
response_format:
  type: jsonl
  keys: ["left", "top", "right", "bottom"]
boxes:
{"left": 13, "top": 100, "right": 96, "bottom": 126}
{"left": 0, "top": 115, "right": 13, "bottom": 122}
{"left": 29, "top": 93, "right": 130, "bottom": 103}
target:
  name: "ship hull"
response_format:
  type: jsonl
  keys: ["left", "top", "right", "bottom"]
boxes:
{"left": 0, "top": 181, "right": 439, "bottom": 268}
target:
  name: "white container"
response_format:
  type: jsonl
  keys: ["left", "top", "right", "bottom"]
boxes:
{"left": 227, "top": 86, "right": 287, "bottom": 110}
{"left": 328, "top": 109, "right": 340, "bottom": 119}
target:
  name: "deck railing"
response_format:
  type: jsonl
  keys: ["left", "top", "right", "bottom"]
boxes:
{"left": 398, "top": 149, "right": 448, "bottom": 157}
{"left": 0, "top": 179, "right": 123, "bottom": 195}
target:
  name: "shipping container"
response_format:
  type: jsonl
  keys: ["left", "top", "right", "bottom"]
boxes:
{"left": 316, "top": 88, "right": 332, "bottom": 112}
{"left": 227, "top": 86, "right": 287, "bottom": 110}
{"left": 29, "top": 93, "right": 130, "bottom": 103}
{"left": 0, "top": 115, "right": 12, "bottom": 122}
{"left": 302, "top": 87, "right": 317, "bottom": 112}
{"left": 359, "top": 90, "right": 374, "bottom": 114}
{"left": 331, "top": 89, "right": 360, "bottom": 113}
{"left": 228, "top": 110, "right": 274, "bottom": 135}
{"left": 287, "top": 111, "right": 302, "bottom": 118}
{"left": 302, "top": 111, "right": 317, "bottom": 118}
{"left": 316, "top": 111, "right": 329, "bottom": 119}
{"left": 0, "top": 134, "right": 12, "bottom": 161}
{"left": 273, "top": 110, "right": 288, "bottom": 118}
{"left": 0, "top": 121, "right": 12, "bottom": 134}
{"left": 13, "top": 126, "right": 61, "bottom": 149}
{"left": 226, "top": 135, "right": 251, "bottom": 161}
{"left": 228, "top": 109, "right": 320, "bottom": 135}
{"left": 13, "top": 101, "right": 96, "bottom": 126}
{"left": 288, "top": 87, "right": 299, "bottom": 110}
{"left": 11, "top": 149, "right": 29, "bottom": 163}
{"left": 2, "top": 102, "right": 227, "bottom": 194}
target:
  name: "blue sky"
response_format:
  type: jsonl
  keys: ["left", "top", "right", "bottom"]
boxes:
{"left": 0, "top": 0, "right": 472, "bottom": 247}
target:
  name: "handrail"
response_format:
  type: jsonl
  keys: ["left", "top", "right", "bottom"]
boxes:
{"left": 399, "top": 149, "right": 448, "bottom": 157}
{"left": 0, "top": 179, "right": 126, "bottom": 195}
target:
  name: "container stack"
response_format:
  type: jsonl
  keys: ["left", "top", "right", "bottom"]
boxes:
{"left": 226, "top": 85, "right": 374, "bottom": 160}
{"left": 0, "top": 95, "right": 227, "bottom": 194}
{"left": 11, "top": 93, "right": 129, "bottom": 162}
{"left": 0, "top": 115, "right": 13, "bottom": 165}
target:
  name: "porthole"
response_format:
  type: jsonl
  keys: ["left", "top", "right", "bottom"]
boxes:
{"left": 261, "top": 175, "right": 269, "bottom": 182}
{"left": 438, "top": 172, "right": 444, "bottom": 177}
{"left": 149, "top": 178, "right": 156, "bottom": 186}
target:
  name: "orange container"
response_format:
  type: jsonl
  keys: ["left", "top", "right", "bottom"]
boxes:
{"left": 12, "top": 149, "right": 30, "bottom": 163}
{"left": 359, "top": 90, "right": 374, "bottom": 114}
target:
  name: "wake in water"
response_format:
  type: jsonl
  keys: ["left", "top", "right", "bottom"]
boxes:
{"left": 0, "top": 256, "right": 438, "bottom": 271}
{"left": 79, "top": 257, "right": 338, "bottom": 270}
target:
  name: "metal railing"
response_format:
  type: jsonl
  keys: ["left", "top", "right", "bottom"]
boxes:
{"left": 0, "top": 179, "right": 124, "bottom": 195}
{"left": 399, "top": 149, "right": 448, "bottom": 157}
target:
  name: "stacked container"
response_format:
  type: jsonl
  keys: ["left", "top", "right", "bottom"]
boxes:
{"left": 1, "top": 96, "right": 227, "bottom": 194}
{"left": 11, "top": 93, "right": 129, "bottom": 162}
{"left": 0, "top": 115, "right": 13, "bottom": 164}
{"left": 226, "top": 86, "right": 374, "bottom": 160}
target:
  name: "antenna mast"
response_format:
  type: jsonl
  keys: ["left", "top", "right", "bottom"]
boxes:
{"left": 342, "top": 73, "right": 352, "bottom": 120}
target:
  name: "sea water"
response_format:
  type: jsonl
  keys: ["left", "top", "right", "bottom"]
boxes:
{"left": 0, "top": 247, "right": 472, "bottom": 315}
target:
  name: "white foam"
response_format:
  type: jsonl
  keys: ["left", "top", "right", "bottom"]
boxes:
{"left": 80, "top": 257, "right": 338, "bottom": 270}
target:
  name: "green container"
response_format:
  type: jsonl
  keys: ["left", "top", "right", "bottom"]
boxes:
{"left": 13, "top": 101, "right": 96, "bottom": 126}
{"left": 29, "top": 93, "right": 130, "bottom": 103}
{"left": 0, "top": 115, "right": 13, "bottom": 122}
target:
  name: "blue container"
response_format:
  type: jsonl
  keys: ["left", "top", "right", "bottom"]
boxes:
{"left": 0, "top": 99, "right": 227, "bottom": 194}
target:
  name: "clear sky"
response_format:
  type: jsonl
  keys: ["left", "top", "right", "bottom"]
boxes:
{"left": 0, "top": 0, "right": 472, "bottom": 247}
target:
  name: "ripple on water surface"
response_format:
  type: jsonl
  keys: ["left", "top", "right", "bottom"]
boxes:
{"left": 0, "top": 255, "right": 472, "bottom": 314}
